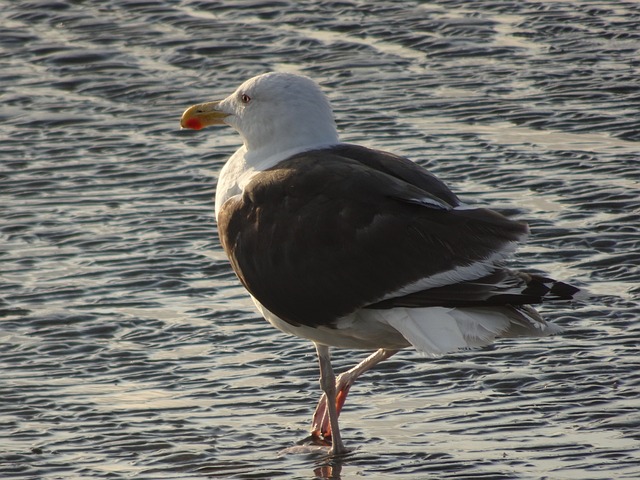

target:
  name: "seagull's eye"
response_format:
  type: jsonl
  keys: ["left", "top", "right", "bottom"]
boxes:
{"left": 240, "top": 93, "right": 251, "bottom": 104}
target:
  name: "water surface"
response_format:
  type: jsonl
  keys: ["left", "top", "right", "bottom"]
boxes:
{"left": 1, "top": 1, "right": 639, "bottom": 478}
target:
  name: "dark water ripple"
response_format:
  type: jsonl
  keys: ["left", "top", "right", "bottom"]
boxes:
{"left": 1, "top": 1, "right": 639, "bottom": 478}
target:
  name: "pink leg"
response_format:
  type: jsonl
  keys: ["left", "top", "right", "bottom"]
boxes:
{"left": 314, "top": 343, "right": 347, "bottom": 455}
{"left": 311, "top": 348, "right": 398, "bottom": 441}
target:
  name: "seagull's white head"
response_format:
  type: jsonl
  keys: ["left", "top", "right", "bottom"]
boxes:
{"left": 181, "top": 72, "right": 339, "bottom": 156}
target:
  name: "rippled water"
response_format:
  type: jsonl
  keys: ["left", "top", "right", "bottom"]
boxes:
{"left": 1, "top": 1, "right": 639, "bottom": 478}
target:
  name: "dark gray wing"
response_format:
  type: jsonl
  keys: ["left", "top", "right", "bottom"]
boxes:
{"left": 367, "top": 270, "right": 581, "bottom": 309}
{"left": 217, "top": 148, "right": 528, "bottom": 328}
{"left": 329, "top": 143, "right": 460, "bottom": 208}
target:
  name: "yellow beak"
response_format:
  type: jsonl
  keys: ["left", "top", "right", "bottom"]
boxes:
{"left": 180, "top": 101, "right": 227, "bottom": 130}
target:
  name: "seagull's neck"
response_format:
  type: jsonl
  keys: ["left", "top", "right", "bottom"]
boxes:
{"left": 214, "top": 138, "right": 340, "bottom": 221}
{"left": 245, "top": 136, "right": 339, "bottom": 169}
{"left": 243, "top": 122, "right": 339, "bottom": 161}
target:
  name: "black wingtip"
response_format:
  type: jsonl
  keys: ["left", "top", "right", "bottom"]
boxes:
{"left": 522, "top": 274, "right": 583, "bottom": 302}
{"left": 549, "top": 280, "right": 581, "bottom": 299}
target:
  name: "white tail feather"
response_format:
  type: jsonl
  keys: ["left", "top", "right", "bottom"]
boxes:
{"left": 378, "top": 306, "right": 561, "bottom": 356}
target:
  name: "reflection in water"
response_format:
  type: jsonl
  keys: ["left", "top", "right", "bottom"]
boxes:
{"left": 315, "top": 462, "right": 342, "bottom": 480}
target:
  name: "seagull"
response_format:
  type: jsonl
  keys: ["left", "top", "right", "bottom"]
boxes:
{"left": 180, "top": 72, "right": 579, "bottom": 455}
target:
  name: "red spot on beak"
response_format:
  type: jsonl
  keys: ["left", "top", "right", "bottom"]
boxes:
{"left": 184, "top": 118, "right": 203, "bottom": 130}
